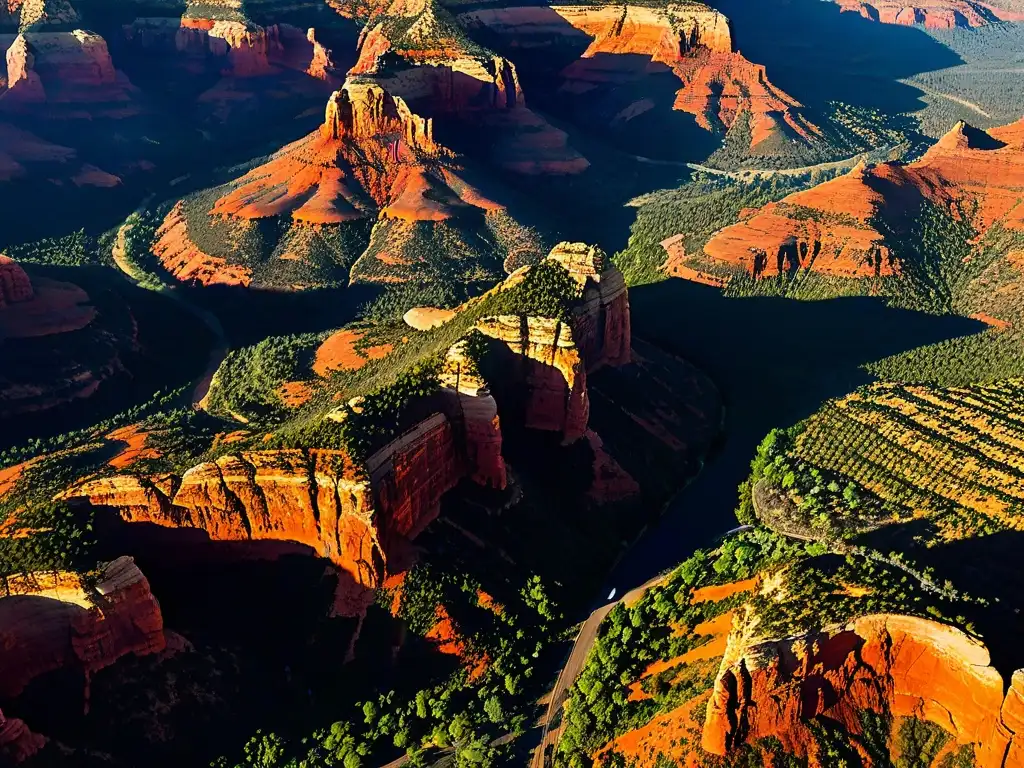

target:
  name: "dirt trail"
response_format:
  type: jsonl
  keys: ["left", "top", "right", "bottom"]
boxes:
{"left": 910, "top": 82, "right": 993, "bottom": 119}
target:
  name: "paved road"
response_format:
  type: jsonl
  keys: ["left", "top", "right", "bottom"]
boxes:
{"left": 529, "top": 575, "right": 666, "bottom": 768}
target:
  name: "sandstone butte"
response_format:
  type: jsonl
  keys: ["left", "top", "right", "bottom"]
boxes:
{"left": 702, "top": 119, "right": 1024, "bottom": 279}
{"left": 833, "top": 0, "right": 1024, "bottom": 27}
{"left": 457, "top": 3, "right": 820, "bottom": 150}
{"left": 152, "top": 79, "right": 511, "bottom": 286}
{"left": 0, "top": 123, "right": 75, "bottom": 182}
{"left": 70, "top": 244, "right": 631, "bottom": 615}
{"left": 703, "top": 612, "right": 1024, "bottom": 767}
{"left": 122, "top": 18, "right": 340, "bottom": 82}
{"left": 348, "top": 0, "right": 589, "bottom": 175}
{"left": 0, "top": 557, "right": 166, "bottom": 703}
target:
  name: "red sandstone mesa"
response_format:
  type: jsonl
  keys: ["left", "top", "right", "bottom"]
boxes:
{"left": 704, "top": 612, "right": 1024, "bottom": 766}
{"left": 703, "top": 119, "right": 1024, "bottom": 279}
{"left": 833, "top": 0, "right": 1024, "bottom": 27}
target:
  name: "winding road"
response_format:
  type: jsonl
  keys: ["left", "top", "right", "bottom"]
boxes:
{"left": 110, "top": 206, "right": 229, "bottom": 410}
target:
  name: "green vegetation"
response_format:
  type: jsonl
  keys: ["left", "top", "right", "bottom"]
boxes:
{"left": 557, "top": 529, "right": 825, "bottom": 768}
{"left": 612, "top": 173, "right": 823, "bottom": 286}
{"left": 0, "top": 500, "right": 98, "bottom": 589}
{"left": 740, "top": 379, "right": 1024, "bottom": 542}
{"left": 206, "top": 333, "right": 323, "bottom": 421}
{"left": 5, "top": 229, "right": 109, "bottom": 267}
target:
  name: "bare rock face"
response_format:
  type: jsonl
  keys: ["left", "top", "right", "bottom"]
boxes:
{"left": 152, "top": 200, "right": 253, "bottom": 287}
{"left": 72, "top": 409, "right": 506, "bottom": 616}
{"left": 0, "top": 557, "right": 166, "bottom": 701}
{"left": 703, "top": 119, "right": 1024, "bottom": 280}
{"left": 704, "top": 612, "right": 1024, "bottom": 766}
{"left": 457, "top": 3, "right": 815, "bottom": 151}
{"left": 0, "top": 255, "right": 33, "bottom": 307}
{"left": 0, "top": 710, "right": 45, "bottom": 763}
{"left": 833, "top": 0, "right": 1024, "bottom": 27}
{"left": 2, "top": 30, "right": 134, "bottom": 109}
{"left": 473, "top": 243, "right": 631, "bottom": 443}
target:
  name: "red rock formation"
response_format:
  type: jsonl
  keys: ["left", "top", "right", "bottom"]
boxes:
{"left": 0, "top": 710, "right": 45, "bottom": 763}
{"left": 0, "top": 256, "right": 32, "bottom": 307}
{"left": 703, "top": 119, "right": 1024, "bottom": 279}
{"left": 1, "top": 30, "right": 135, "bottom": 109}
{"left": 703, "top": 613, "right": 1024, "bottom": 767}
{"left": 834, "top": 0, "right": 1024, "bottom": 27}
{"left": 458, "top": 4, "right": 816, "bottom": 151}
{"left": 0, "top": 557, "right": 166, "bottom": 701}
{"left": 71, "top": 407, "right": 506, "bottom": 615}
{"left": 472, "top": 243, "right": 631, "bottom": 443}
{"left": 151, "top": 201, "right": 253, "bottom": 287}
{"left": 0, "top": 122, "right": 76, "bottom": 181}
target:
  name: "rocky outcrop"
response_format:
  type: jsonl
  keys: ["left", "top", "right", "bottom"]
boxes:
{"left": 71, "top": 407, "right": 506, "bottom": 615}
{"left": 458, "top": 3, "right": 816, "bottom": 151}
{"left": 477, "top": 314, "right": 590, "bottom": 443}
{"left": 152, "top": 200, "right": 253, "bottom": 287}
{"left": 0, "top": 710, "right": 45, "bottom": 763}
{"left": 702, "top": 119, "right": 1024, "bottom": 279}
{"left": 704, "top": 613, "right": 1024, "bottom": 766}
{"left": 0, "top": 557, "right": 166, "bottom": 701}
{"left": 0, "top": 255, "right": 32, "bottom": 307}
{"left": 833, "top": 0, "right": 1024, "bottom": 27}
{"left": 1, "top": 30, "right": 135, "bottom": 109}
{"left": 474, "top": 243, "right": 631, "bottom": 443}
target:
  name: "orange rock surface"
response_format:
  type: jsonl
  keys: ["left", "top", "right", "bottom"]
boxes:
{"left": 151, "top": 201, "right": 253, "bottom": 287}
{"left": 0, "top": 557, "right": 166, "bottom": 701}
{"left": 208, "top": 80, "right": 499, "bottom": 227}
{"left": 458, "top": 3, "right": 815, "bottom": 151}
{"left": 703, "top": 120, "right": 1024, "bottom": 279}
{"left": 834, "top": 0, "right": 1024, "bottom": 27}
{"left": 106, "top": 425, "right": 162, "bottom": 470}
{"left": 703, "top": 613, "right": 1024, "bottom": 766}
{"left": 0, "top": 123, "right": 75, "bottom": 182}
{"left": 0, "top": 274, "right": 95, "bottom": 339}
{"left": 71, "top": 403, "right": 506, "bottom": 615}
{"left": 313, "top": 329, "right": 392, "bottom": 375}
{"left": 1, "top": 31, "right": 135, "bottom": 110}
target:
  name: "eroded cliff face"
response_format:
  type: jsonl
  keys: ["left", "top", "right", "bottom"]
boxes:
{"left": 703, "top": 119, "right": 1024, "bottom": 280}
{"left": 0, "top": 557, "right": 166, "bottom": 701}
{"left": 1, "top": 30, "right": 134, "bottom": 109}
{"left": 473, "top": 243, "right": 631, "bottom": 443}
{"left": 457, "top": 3, "right": 816, "bottom": 150}
{"left": 704, "top": 612, "right": 1024, "bottom": 766}
{"left": 72, "top": 403, "right": 507, "bottom": 615}
{"left": 834, "top": 0, "right": 1024, "bottom": 27}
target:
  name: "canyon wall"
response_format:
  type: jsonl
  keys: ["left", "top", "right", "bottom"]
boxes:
{"left": 834, "top": 0, "right": 1024, "bottom": 28}
{"left": 72, "top": 400, "right": 507, "bottom": 615}
{"left": 474, "top": 243, "right": 631, "bottom": 443}
{"left": 0, "top": 556, "right": 166, "bottom": 701}
{"left": 703, "top": 612, "right": 1024, "bottom": 766}
{"left": 1, "top": 30, "right": 134, "bottom": 108}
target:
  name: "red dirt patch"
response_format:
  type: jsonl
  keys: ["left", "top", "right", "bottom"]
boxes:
{"left": 278, "top": 381, "right": 314, "bottom": 408}
{"left": 971, "top": 312, "right": 1011, "bottom": 330}
{"left": 106, "top": 425, "right": 161, "bottom": 470}
{"left": 313, "top": 329, "right": 392, "bottom": 376}
{"left": 0, "top": 457, "right": 42, "bottom": 502}
{"left": 691, "top": 577, "right": 758, "bottom": 604}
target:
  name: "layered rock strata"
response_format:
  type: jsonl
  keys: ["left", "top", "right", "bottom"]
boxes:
{"left": 703, "top": 119, "right": 1024, "bottom": 279}
{"left": 0, "top": 556, "right": 166, "bottom": 700}
{"left": 833, "top": 0, "right": 1024, "bottom": 27}
{"left": 71, "top": 401, "right": 507, "bottom": 615}
{"left": 703, "top": 613, "right": 1024, "bottom": 766}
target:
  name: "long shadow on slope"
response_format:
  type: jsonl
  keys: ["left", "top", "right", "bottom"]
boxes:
{"left": 605, "top": 279, "right": 984, "bottom": 592}
{"left": 711, "top": 0, "right": 962, "bottom": 111}
{"left": 857, "top": 522, "right": 1024, "bottom": 684}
